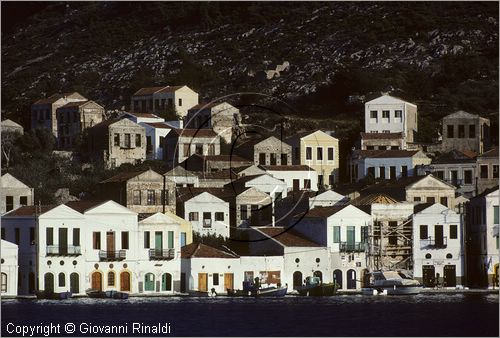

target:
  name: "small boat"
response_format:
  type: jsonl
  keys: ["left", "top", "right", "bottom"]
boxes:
{"left": 35, "top": 290, "right": 72, "bottom": 300}
{"left": 86, "top": 289, "right": 129, "bottom": 299}
{"left": 227, "top": 281, "right": 287, "bottom": 297}
{"left": 188, "top": 288, "right": 217, "bottom": 297}
{"left": 296, "top": 276, "right": 338, "bottom": 296}
{"left": 362, "top": 270, "right": 422, "bottom": 296}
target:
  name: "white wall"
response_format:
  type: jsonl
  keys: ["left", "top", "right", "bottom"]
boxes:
{"left": 184, "top": 193, "right": 230, "bottom": 238}
{"left": 266, "top": 170, "right": 318, "bottom": 192}
{"left": 1, "top": 240, "right": 18, "bottom": 296}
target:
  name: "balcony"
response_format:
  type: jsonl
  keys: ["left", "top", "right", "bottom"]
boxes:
{"left": 339, "top": 242, "right": 367, "bottom": 252}
{"left": 46, "top": 245, "right": 81, "bottom": 256}
{"left": 99, "top": 250, "right": 126, "bottom": 261}
{"left": 149, "top": 249, "right": 175, "bottom": 260}
{"left": 420, "top": 236, "right": 447, "bottom": 249}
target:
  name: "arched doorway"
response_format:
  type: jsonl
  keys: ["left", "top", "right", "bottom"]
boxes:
{"left": 120, "top": 271, "right": 130, "bottom": 292}
{"left": 162, "top": 273, "right": 172, "bottom": 291}
{"left": 333, "top": 270, "right": 342, "bottom": 289}
{"left": 58, "top": 273, "right": 65, "bottom": 287}
{"left": 44, "top": 273, "right": 54, "bottom": 292}
{"left": 70, "top": 273, "right": 79, "bottom": 293}
{"left": 293, "top": 271, "right": 303, "bottom": 289}
{"left": 145, "top": 273, "right": 155, "bottom": 291}
{"left": 314, "top": 271, "right": 323, "bottom": 282}
{"left": 422, "top": 265, "right": 435, "bottom": 287}
{"left": 91, "top": 272, "right": 102, "bottom": 291}
{"left": 347, "top": 269, "right": 356, "bottom": 289}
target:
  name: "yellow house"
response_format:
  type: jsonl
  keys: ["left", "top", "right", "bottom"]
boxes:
{"left": 287, "top": 130, "right": 340, "bottom": 188}
{"left": 164, "top": 211, "right": 193, "bottom": 247}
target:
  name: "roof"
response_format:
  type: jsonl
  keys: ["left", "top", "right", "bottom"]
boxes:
{"left": 479, "top": 147, "right": 499, "bottom": 158}
{"left": 88, "top": 117, "right": 122, "bottom": 130}
{"left": 58, "top": 100, "right": 90, "bottom": 109}
{"left": 3, "top": 205, "right": 56, "bottom": 217}
{"left": 164, "top": 165, "right": 197, "bottom": 177}
{"left": 133, "top": 86, "right": 184, "bottom": 96}
{"left": 194, "top": 169, "right": 234, "bottom": 180}
{"left": 145, "top": 122, "right": 172, "bottom": 129}
{"left": 365, "top": 94, "right": 416, "bottom": 107}
{"left": 433, "top": 149, "right": 477, "bottom": 164}
{"left": 262, "top": 165, "right": 314, "bottom": 171}
{"left": 168, "top": 128, "right": 218, "bottom": 138}
{"left": 127, "top": 112, "right": 161, "bottom": 118}
{"left": 413, "top": 202, "right": 435, "bottom": 214}
{"left": 361, "top": 132, "right": 404, "bottom": 140}
{"left": 65, "top": 200, "right": 106, "bottom": 213}
{"left": 192, "top": 154, "right": 252, "bottom": 163}
{"left": 256, "top": 227, "right": 321, "bottom": 247}
{"left": 100, "top": 170, "right": 150, "bottom": 183}
{"left": 351, "top": 193, "right": 399, "bottom": 205}
{"left": 181, "top": 242, "right": 238, "bottom": 259}
{"left": 353, "top": 149, "right": 420, "bottom": 159}
{"left": 188, "top": 102, "right": 220, "bottom": 111}
{"left": 298, "top": 205, "right": 349, "bottom": 218}
{"left": 33, "top": 92, "right": 85, "bottom": 105}
{"left": 443, "top": 110, "right": 482, "bottom": 120}
{"left": 176, "top": 187, "right": 235, "bottom": 202}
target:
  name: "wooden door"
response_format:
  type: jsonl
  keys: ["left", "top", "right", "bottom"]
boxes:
{"left": 422, "top": 265, "right": 435, "bottom": 287}
{"left": 120, "top": 272, "right": 130, "bottom": 291}
{"left": 224, "top": 273, "right": 234, "bottom": 291}
{"left": 70, "top": 273, "right": 79, "bottom": 293}
{"left": 293, "top": 179, "right": 300, "bottom": 191}
{"left": 198, "top": 273, "right": 208, "bottom": 292}
{"left": 106, "top": 232, "right": 115, "bottom": 258}
{"left": 435, "top": 225, "right": 444, "bottom": 246}
{"left": 293, "top": 271, "right": 303, "bottom": 289}
{"left": 162, "top": 273, "right": 172, "bottom": 291}
{"left": 443, "top": 265, "right": 456, "bottom": 287}
{"left": 44, "top": 273, "right": 54, "bottom": 292}
{"left": 91, "top": 272, "right": 102, "bottom": 291}
{"left": 59, "top": 228, "right": 68, "bottom": 254}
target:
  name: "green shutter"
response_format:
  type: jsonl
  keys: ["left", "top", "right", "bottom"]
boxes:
{"left": 168, "top": 231, "right": 174, "bottom": 249}
{"left": 347, "top": 226, "right": 355, "bottom": 245}
{"left": 333, "top": 226, "right": 340, "bottom": 243}
{"left": 494, "top": 206, "right": 499, "bottom": 225}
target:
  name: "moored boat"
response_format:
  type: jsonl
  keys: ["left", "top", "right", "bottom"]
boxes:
{"left": 35, "top": 290, "right": 72, "bottom": 300}
{"left": 296, "top": 276, "right": 338, "bottom": 296}
{"left": 86, "top": 288, "right": 129, "bottom": 299}
{"left": 361, "top": 270, "right": 422, "bottom": 295}
{"left": 227, "top": 280, "right": 287, "bottom": 297}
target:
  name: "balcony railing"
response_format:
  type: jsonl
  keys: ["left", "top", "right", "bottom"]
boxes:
{"left": 149, "top": 249, "right": 175, "bottom": 260}
{"left": 99, "top": 250, "right": 126, "bottom": 261}
{"left": 420, "top": 236, "right": 447, "bottom": 249}
{"left": 46, "top": 245, "right": 81, "bottom": 256}
{"left": 339, "top": 242, "right": 367, "bottom": 252}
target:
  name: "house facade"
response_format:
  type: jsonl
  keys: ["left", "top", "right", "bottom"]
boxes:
{"left": 185, "top": 102, "right": 242, "bottom": 144}
{"left": 412, "top": 203, "right": 465, "bottom": 287}
{"left": 130, "top": 85, "right": 199, "bottom": 118}
{"left": 253, "top": 136, "right": 292, "bottom": 166}
{"left": 1, "top": 239, "right": 19, "bottom": 297}
{"left": 287, "top": 130, "right": 340, "bottom": 188}
{"left": 142, "top": 122, "right": 174, "bottom": 160}
{"left": 31, "top": 92, "right": 87, "bottom": 136}
{"left": 440, "top": 111, "right": 490, "bottom": 154}
{"left": 1, "top": 119, "right": 24, "bottom": 135}
{"left": 262, "top": 165, "right": 318, "bottom": 192}
{"left": 405, "top": 175, "right": 456, "bottom": 210}
{"left": 180, "top": 154, "right": 252, "bottom": 172}
{"left": 364, "top": 95, "right": 418, "bottom": 143}
{"left": 183, "top": 192, "right": 231, "bottom": 238}
{"left": 164, "top": 166, "right": 199, "bottom": 187}
{"left": 0, "top": 173, "right": 34, "bottom": 214}
{"left": 476, "top": 147, "right": 499, "bottom": 195}
{"left": 164, "top": 129, "right": 221, "bottom": 168}
{"left": 360, "top": 132, "right": 406, "bottom": 150}
{"left": 308, "top": 190, "right": 348, "bottom": 209}
{"left": 87, "top": 118, "right": 146, "bottom": 169}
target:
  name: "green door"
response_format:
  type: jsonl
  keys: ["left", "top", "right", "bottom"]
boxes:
{"left": 155, "top": 232, "right": 163, "bottom": 255}
{"left": 347, "top": 226, "right": 355, "bottom": 250}
{"left": 145, "top": 273, "right": 155, "bottom": 291}
{"left": 162, "top": 273, "right": 172, "bottom": 291}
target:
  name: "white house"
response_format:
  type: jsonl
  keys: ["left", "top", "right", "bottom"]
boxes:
{"left": 121, "top": 112, "right": 165, "bottom": 124}
{"left": 228, "top": 174, "right": 288, "bottom": 202}
{"left": 184, "top": 192, "right": 231, "bottom": 238}
{"left": 412, "top": 203, "right": 464, "bottom": 288}
{"left": 292, "top": 205, "right": 372, "bottom": 290}
{"left": 1, "top": 239, "right": 19, "bottom": 297}
{"left": 130, "top": 85, "right": 199, "bottom": 118}
{"left": 364, "top": 95, "right": 418, "bottom": 143}
{"left": 309, "top": 190, "right": 348, "bottom": 209}
{"left": 142, "top": 122, "right": 176, "bottom": 160}
{"left": 1, "top": 173, "right": 34, "bottom": 214}
{"left": 164, "top": 165, "right": 200, "bottom": 187}
{"left": 262, "top": 165, "right": 318, "bottom": 192}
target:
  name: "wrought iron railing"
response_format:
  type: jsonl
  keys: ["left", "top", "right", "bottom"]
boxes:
{"left": 339, "top": 242, "right": 367, "bottom": 252}
{"left": 98, "top": 250, "right": 126, "bottom": 261}
{"left": 46, "top": 245, "right": 81, "bottom": 256}
{"left": 149, "top": 249, "right": 175, "bottom": 260}
{"left": 420, "top": 236, "right": 447, "bottom": 249}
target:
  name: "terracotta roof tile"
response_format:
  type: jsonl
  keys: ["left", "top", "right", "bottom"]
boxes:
{"left": 360, "top": 132, "right": 404, "bottom": 140}
{"left": 181, "top": 242, "right": 238, "bottom": 258}
{"left": 479, "top": 147, "right": 499, "bottom": 158}
{"left": 256, "top": 227, "right": 321, "bottom": 247}
{"left": 65, "top": 201, "right": 106, "bottom": 213}
{"left": 58, "top": 101, "right": 90, "bottom": 109}
{"left": 145, "top": 122, "right": 172, "bottom": 129}
{"left": 132, "top": 86, "right": 168, "bottom": 96}
{"left": 262, "top": 165, "right": 314, "bottom": 171}
{"left": 3, "top": 205, "right": 56, "bottom": 217}
{"left": 100, "top": 170, "right": 150, "bottom": 183}
{"left": 169, "top": 129, "right": 218, "bottom": 138}
{"left": 188, "top": 102, "right": 220, "bottom": 111}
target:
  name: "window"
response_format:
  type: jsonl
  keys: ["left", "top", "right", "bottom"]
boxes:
{"left": 161, "top": 190, "right": 168, "bottom": 205}
{"left": 379, "top": 166, "right": 386, "bottom": 179}
{"left": 361, "top": 226, "right": 368, "bottom": 243}
{"left": 329, "top": 175, "right": 335, "bottom": 186}
{"left": 1, "top": 273, "right": 6, "bottom": 292}
{"left": 414, "top": 197, "right": 421, "bottom": 202}
{"left": 328, "top": 147, "right": 334, "bottom": 161}
{"left": 215, "top": 212, "right": 224, "bottom": 221}
{"left": 440, "top": 197, "right": 448, "bottom": 207}
{"left": 383, "top": 130, "right": 390, "bottom": 133}
{"left": 317, "top": 147, "right": 323, "bottom": 161}
{"left": 195, "top": 144, "right": 203, "bottom": 155}
{"left": 1, "top": 228, "right": 5, "bottom": 240}
{"left": 280, "top": 153, "right": 288, "bottom": 165}
{"left": 108, "top": 272, "right": 115, "bottom": 286}
{"left": 464, "top": 170, "right": 473, "bottom": 184}
{"left": 318, "top": 175, "right": 324, "bottom": 187}
{"left": 144, "top": 231, "right": 150, "bottom": 248}
{"left": 15, "top": 228, "right": 20, "bottom": 245}
{"left": 367, "top": 167, "right": 375, "bottom": 178}
{"left": 370, "top": 110, "right": 377, "bottom": 119}
{"left": 426, "top": 197, "right": 435, "bottom": 204}
{"left": 493, "top": 165, "right": 499, "bottom": 178}
{"left": 159, "top": 136, "right": 165, "bottom": 149}
{"left": 420, "top": 225, "right": 428, "bottom": 240}
{"left": 180, "top": 232, "right": 187, "bottom": 247}
{"left": 168, "top": 98, "right": 173, "bottom": 106}
{"left": 135, "top": 134, "right": 141, "bottom": 147}
{"left": 469, "top": 125, "right": 475, "bottom": 138}
{"left": 333, "top": 226, "right": 340, "bottom": 243}
{"left": 168, "top": 231, "right": 174, "bottom": 249}
{"left": 183, "top": 144, "right": 191, "bottom": 157}
{"left": 449, "top": 225, "right": 457, "bottom": 239}
{"left": 480, "top": 165, "right": 488, "bottom": 179}
{"left": 20, "top": 196, "right": 28, "bottom": 206}
{"left": 258, "top": 153, "right": 266, "bottom": 165}
{"left": 124, "top": 134, "right": 131, "bottom": 148}
{"left": 189, "top": 212, "right": 199, "bottom": 221}
{"left": 241, "top": 205, "right": 248, "bottom": 220}
{"left": 435, "top": 170, "right": 444, "bottom": 180}
{"left": 121, "top": 232, "right": 129, "bottom": 250}
{"left": 133, "top": 190, "right": 141, "bottom": 205}
{"left": 293, "top": 179, "right": 300, "bottom": 191}
{"left": 395, "top": 110, "right": 402, "bottom": 118}
{"left": 447, "top": 125, "right": 454, "bottom": 138}
{"left": 270, "top": 153, "right": 277, "bottom": 165}
{"left": 203, "top": 212, "right": 211, "bottom": 227}
{"left": 304, "top": 179, "right": 311, "bottom": 189}
{"left": 30, "top": 227, "right": 35, "bottom": 245}
{"left": 147, "top": 190, "right": 156, "bottom": 205}
{"left": 178, "top": 98, "right": 183, "bottom": 106}
{"left": 389, "top": 166, "right": 396, "bottom": 179}
{"left": 46, "top": 228, "right": 53, "bottom": 246}
{"left": 458, "top": 125, "right": 465, "bottom": 138}
{"left": 114, "top": 133, "right": 120, "bottom": 146}
{"left": 494, "top": 206, "right": 499, "bottom": 225}
{"left": 208, "top": 144, "right": 215, "bottom": 156}
{"left": 382, "top": 110, "right": 390, "bottom": 119}
{"left": 58, "top": 273, "right": 65, "bottom": 287}
{"left": 213, "top": 274, "right": 219, "bottom": 286}
{"left": 401, "top": 165, "right": 408, "bottom": 178}
{"left": 93, "top": 232, "right": 101, "bottom": 250}
{"left": 6, "top": 196, "right": 13, "bottom": 212}
{"left": 306, "top": 147, "right": 312, "bottom": 160}
{"left": 73, "top": 228, "right": 80, "bottom": 246}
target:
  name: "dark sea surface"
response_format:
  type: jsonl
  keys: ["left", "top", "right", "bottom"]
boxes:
{"left": 1, "top": 293, "right": 498, "bottom": 337}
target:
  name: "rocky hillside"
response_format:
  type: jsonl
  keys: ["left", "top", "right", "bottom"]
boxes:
{"left": 2, "top": 2, "right": 498, "bottom": 137}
